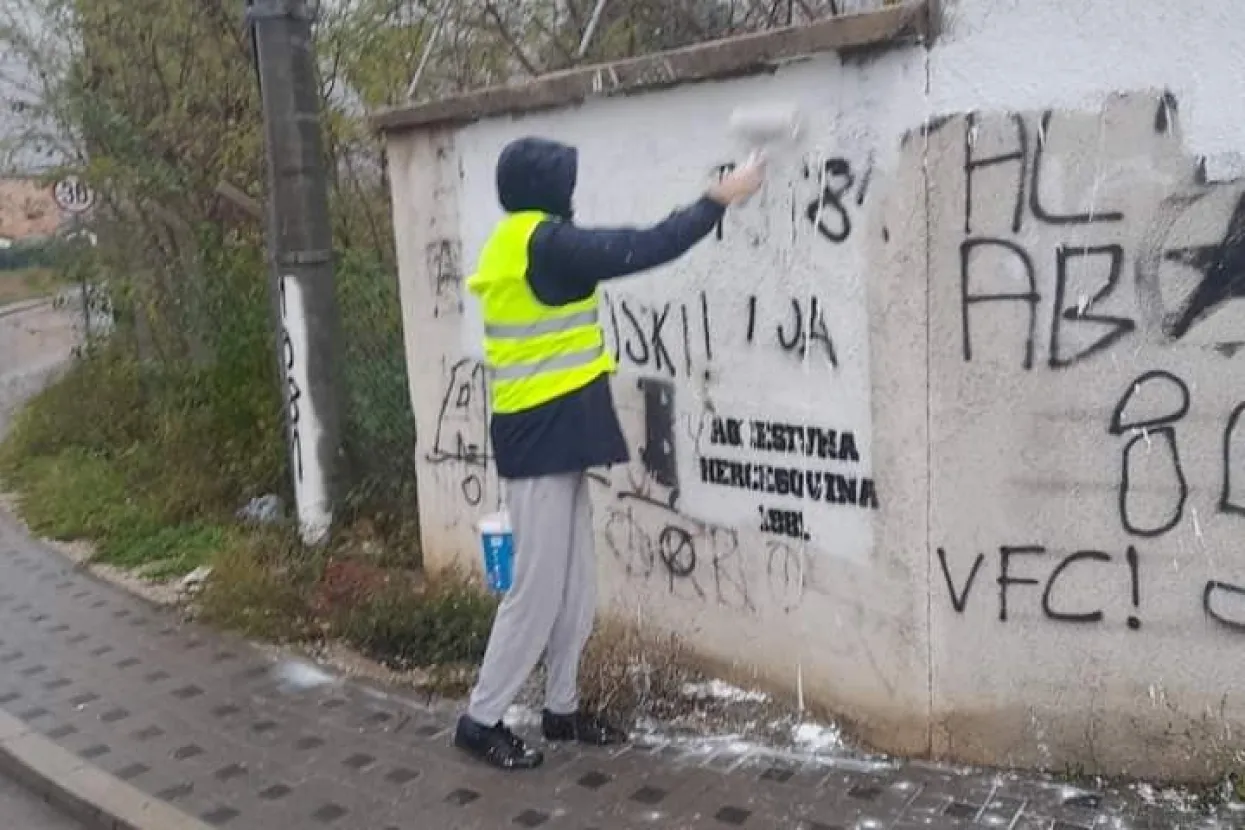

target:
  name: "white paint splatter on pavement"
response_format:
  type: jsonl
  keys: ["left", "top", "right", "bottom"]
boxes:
{"left": 681, "top": 680, "right": 770, "bottom": 704}
{"left": 273, "top": 659, "right": 337, "bottom": 692}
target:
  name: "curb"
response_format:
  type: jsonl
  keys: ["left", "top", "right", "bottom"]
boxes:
{"left": 0, "top": 708, "right": 213, "bottom": 830}
{"left": 0, "top": 298, "right": 53, "bottom": 320}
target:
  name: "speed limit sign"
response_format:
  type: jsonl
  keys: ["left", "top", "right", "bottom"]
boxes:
{"left": 53, "top": 176, "right": 95, "bottom": 214}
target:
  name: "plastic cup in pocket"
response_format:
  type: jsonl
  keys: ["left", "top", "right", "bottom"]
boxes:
{"left": 478, "top": 512, "right": 513, "bottom": 593}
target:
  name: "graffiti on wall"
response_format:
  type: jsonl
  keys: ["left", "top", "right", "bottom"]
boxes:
{"left": 421, "top": 142, "right": 881, "bottom": 614}
{"left": 1109, "top": 370, "right": 1189, "bottom": 537}
{"left": 589, "top": 375, "right": 813, "bottom": 613}
{"left": 426, "top": 357, "right": 497, "bottom": 509}
{"left": 939, "top": 540, "right": 1245, "bottom": 635}
{"left": 935, "top": 92, "right": 1245, "bottom": 635}
{"left": 586, "top": 146, "right": 881, "bottom": 606}
{"left": 957, "top": 108, "right": 1133, "bottom": 371}
{"left": 585, "top": 147, "right": 886, "bottom": 609}
{"left": 700, "top": 414, "right": 879, "bottom": 542}
{"left": 956, "top": 100, "right": 1245, "bottom": 368}
{"left": 427, "top": 238, "right": 463, "bottom": 319}
{"left": 1155, "top": 192, "right": 1245, "bottom": 340}
{"left": 804, "top": 155, "right": 873, "bottom": 244}
{"left": 605, "top": 151, "right": 878, "bottom": 380}
{"left": 712, "top": 153, "right": 873, "bottom": 245}
{"left": 600, "top": 289, "right": 843, "bottom": 378}
{"left": 602, "top": 290, "right": 715, "bottom": 379}
{"left": 279, "top": 275, "right": 331, "bottom": 545}
{"left": 598, "top": 477, "right": 811, "bottom": 614}
{"left": 938, "top": 544, "right": 1142, "bottom": 628}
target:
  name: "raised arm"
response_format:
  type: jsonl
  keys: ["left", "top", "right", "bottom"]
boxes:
{"left": 526, "top": 157, "right": 765, "bottom": 305}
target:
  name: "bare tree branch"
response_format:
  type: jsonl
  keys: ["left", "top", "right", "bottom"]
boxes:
{"left": 479, "top": 0, "right": 541, "bottom": 77}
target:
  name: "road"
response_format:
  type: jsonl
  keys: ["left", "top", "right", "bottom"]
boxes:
{"left": 0, "top": 773, "right": 81, "bottom": 829}
{"left": 0, "top": 298, "right": 77, "bottom": 433}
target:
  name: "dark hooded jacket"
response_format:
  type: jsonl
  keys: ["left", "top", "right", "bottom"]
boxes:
{"left": 486, "top": 136, "right": 726, "bottom": 480}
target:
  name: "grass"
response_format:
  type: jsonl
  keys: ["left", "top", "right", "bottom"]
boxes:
{"left": 3, "top": 447, "right": 231, "bottom": 577}
{"left": 329, "top": 570, "right": 496, "bottom": 670}
{"left": 0, "top": 345, "right": 278, "bottom": 579}
{"left": 0, "top": 267, "right": 61, "bottom": 306}
{"left": 0, "top": 342, "right": 492, "bottom": 679}
{"left": 2, "top": 443, "right": 240, "bottom": 578}
{"left": 199, "top": 537, "right": 707, "bottom": 723}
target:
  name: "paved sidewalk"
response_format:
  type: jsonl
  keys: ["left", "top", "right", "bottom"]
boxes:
{"left": 0, "top": 310, "right": 1240, "bottom": 830}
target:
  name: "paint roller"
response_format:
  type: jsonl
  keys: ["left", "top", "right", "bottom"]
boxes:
{"left": 728, "top": 102, "right": 804, "bottom": 163}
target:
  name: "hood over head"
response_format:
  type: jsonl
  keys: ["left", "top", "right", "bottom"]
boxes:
{"left": 495, "top": 136, "right": 578, "bottom": 220}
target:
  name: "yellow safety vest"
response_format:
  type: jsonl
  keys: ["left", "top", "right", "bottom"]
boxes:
{"left": 466, "top": 211, "right": 616, "bottom": 415}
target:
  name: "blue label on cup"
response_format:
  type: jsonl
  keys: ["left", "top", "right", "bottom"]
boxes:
{"left": 480, "top": 530, "right": 513, "bottom": 593}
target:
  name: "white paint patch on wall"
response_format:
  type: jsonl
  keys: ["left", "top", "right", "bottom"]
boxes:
{"left": 452, "top": 53, "right": 924, "bottom": 560}
{"left": 280, "top": 276, "right": 331, "bottom": 545}
{"left": 931, "top": 0, "right": 1245, "bottom": 162}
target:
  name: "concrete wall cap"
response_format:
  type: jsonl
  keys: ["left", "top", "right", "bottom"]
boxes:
{"left": 370, "top": 2, "right": 932, "bottom": 135}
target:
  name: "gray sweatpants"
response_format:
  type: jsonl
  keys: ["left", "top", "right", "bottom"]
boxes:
{"left": 467, "top": 471, "right": 597, "bottom": 726}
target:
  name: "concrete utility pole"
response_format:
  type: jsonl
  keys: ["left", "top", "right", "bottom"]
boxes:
{"left": 246, "top": 0, "right": 343, "bottom": 546}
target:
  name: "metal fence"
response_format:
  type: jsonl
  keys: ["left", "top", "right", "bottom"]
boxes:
{"left": 334, "top": 249, "right": 419, "bottom": 516}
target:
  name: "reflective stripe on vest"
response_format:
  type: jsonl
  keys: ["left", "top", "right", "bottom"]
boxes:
{"left": 465, "top": 211, "right": 616, "bottom": 414}
{"left": 484, "top": 308, "right": 600, "bottom": 340}
{"left": 489, "top": 344, "right": 606, "bottom": 381}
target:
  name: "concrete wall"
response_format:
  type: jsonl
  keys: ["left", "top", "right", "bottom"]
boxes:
{"left": 384, "top": 0, "right": 1245, "bottom": 779}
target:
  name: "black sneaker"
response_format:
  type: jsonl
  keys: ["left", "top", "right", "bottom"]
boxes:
{"left": 541, "top": 709, "right": 628, "bottom": 746}
{"left": 453, "top": 716, "right": 544, "bottom": 770}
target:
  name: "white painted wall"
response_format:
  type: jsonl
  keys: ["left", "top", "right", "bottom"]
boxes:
{"left": 453, "top": 55, "right": 922, "bottom": 560}
{"left": 386, "top": 0, "right": 1245, "bottom": 778}
{"left": 932, "top": 0, "right": 1245, "bottom": 175}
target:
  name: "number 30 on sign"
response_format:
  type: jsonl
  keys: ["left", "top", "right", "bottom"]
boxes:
{"left": 53, "top": 176, "right": 95, "bottom": 214}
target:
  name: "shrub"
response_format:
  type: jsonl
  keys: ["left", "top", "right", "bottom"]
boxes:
{"left": 333, "top": 569, "right": 497, "bottom": 671}
{"left": 578, "top": 617, "right": 703, "bottom": 726}
{"left": 197, "top": 530, "right": 317, "bottom": 641}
